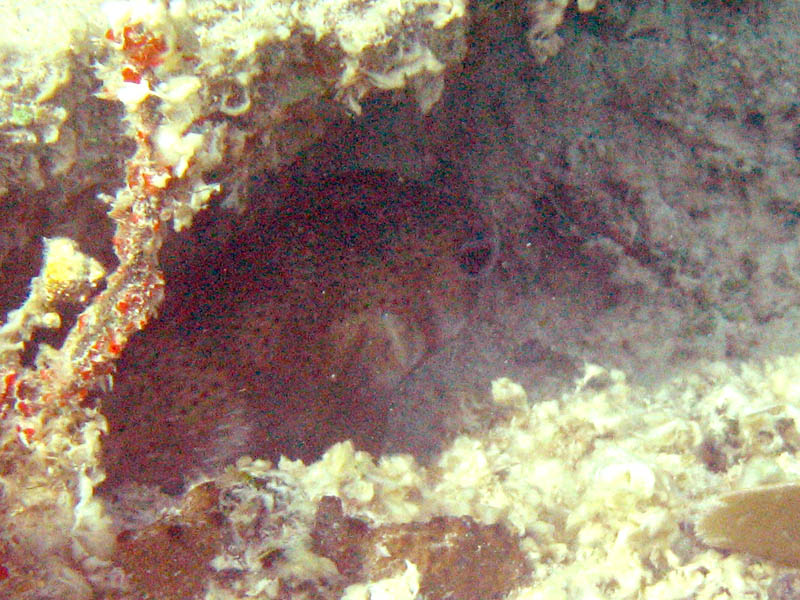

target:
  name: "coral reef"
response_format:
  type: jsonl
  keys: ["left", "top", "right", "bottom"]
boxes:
{"left": 3, "top": 0, "right": 800, "bottom": 598}
{"left": 113, "top": 477, "right": 529, "bottom": 600}
{"left": 0, "top": 0, "right": 468, "bottom": 596}
{"left": 441, "top": 0, "right": 800, "bottom": 391}
{"left": 98, "top": 360, "right": 800, "bottom": 599}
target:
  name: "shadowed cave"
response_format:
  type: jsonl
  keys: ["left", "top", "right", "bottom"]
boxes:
{"left": 100, "top": 169, "right": 502, "bottom": 493}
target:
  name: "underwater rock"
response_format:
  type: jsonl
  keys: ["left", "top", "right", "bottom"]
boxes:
{"left": 101, "top": 171, "right": 494, "bottom": 492}
{"left": 311, "top": 495, "right": 529, "bottom": 600}
{"left": 113, "top": 482, "right": 226, "bottom": 600}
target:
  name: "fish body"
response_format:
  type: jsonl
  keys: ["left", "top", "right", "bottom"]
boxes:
{"left": 226, "top": 171, "right": 492, "bottom": 459}
{"left": 103, "top": 171, "right": 493, "bottom": 491}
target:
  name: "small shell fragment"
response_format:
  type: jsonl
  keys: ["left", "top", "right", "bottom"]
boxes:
{"left": 697, "top": 482, "right": 800, "bottom": 567}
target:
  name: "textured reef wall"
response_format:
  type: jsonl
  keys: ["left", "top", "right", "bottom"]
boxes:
{"left": 3, "top": 0, "right": 800, "bottom": 598}
{"left": 0, "top": 0, "right": 468, "bottom": 596}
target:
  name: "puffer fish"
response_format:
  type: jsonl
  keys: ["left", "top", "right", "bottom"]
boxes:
{"left": 101, "top": 171, "right": 495, "bottom": 493}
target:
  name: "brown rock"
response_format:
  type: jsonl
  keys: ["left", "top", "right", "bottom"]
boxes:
{"left": 113, "top": 482, "right": 226, "bottom": 600}
{"left": 311, "top": 495, "right": 530, "bottom": 600}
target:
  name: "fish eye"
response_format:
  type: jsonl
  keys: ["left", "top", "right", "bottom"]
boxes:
{"left": 457, "top": 236, "right": 497, "bottom": 277}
